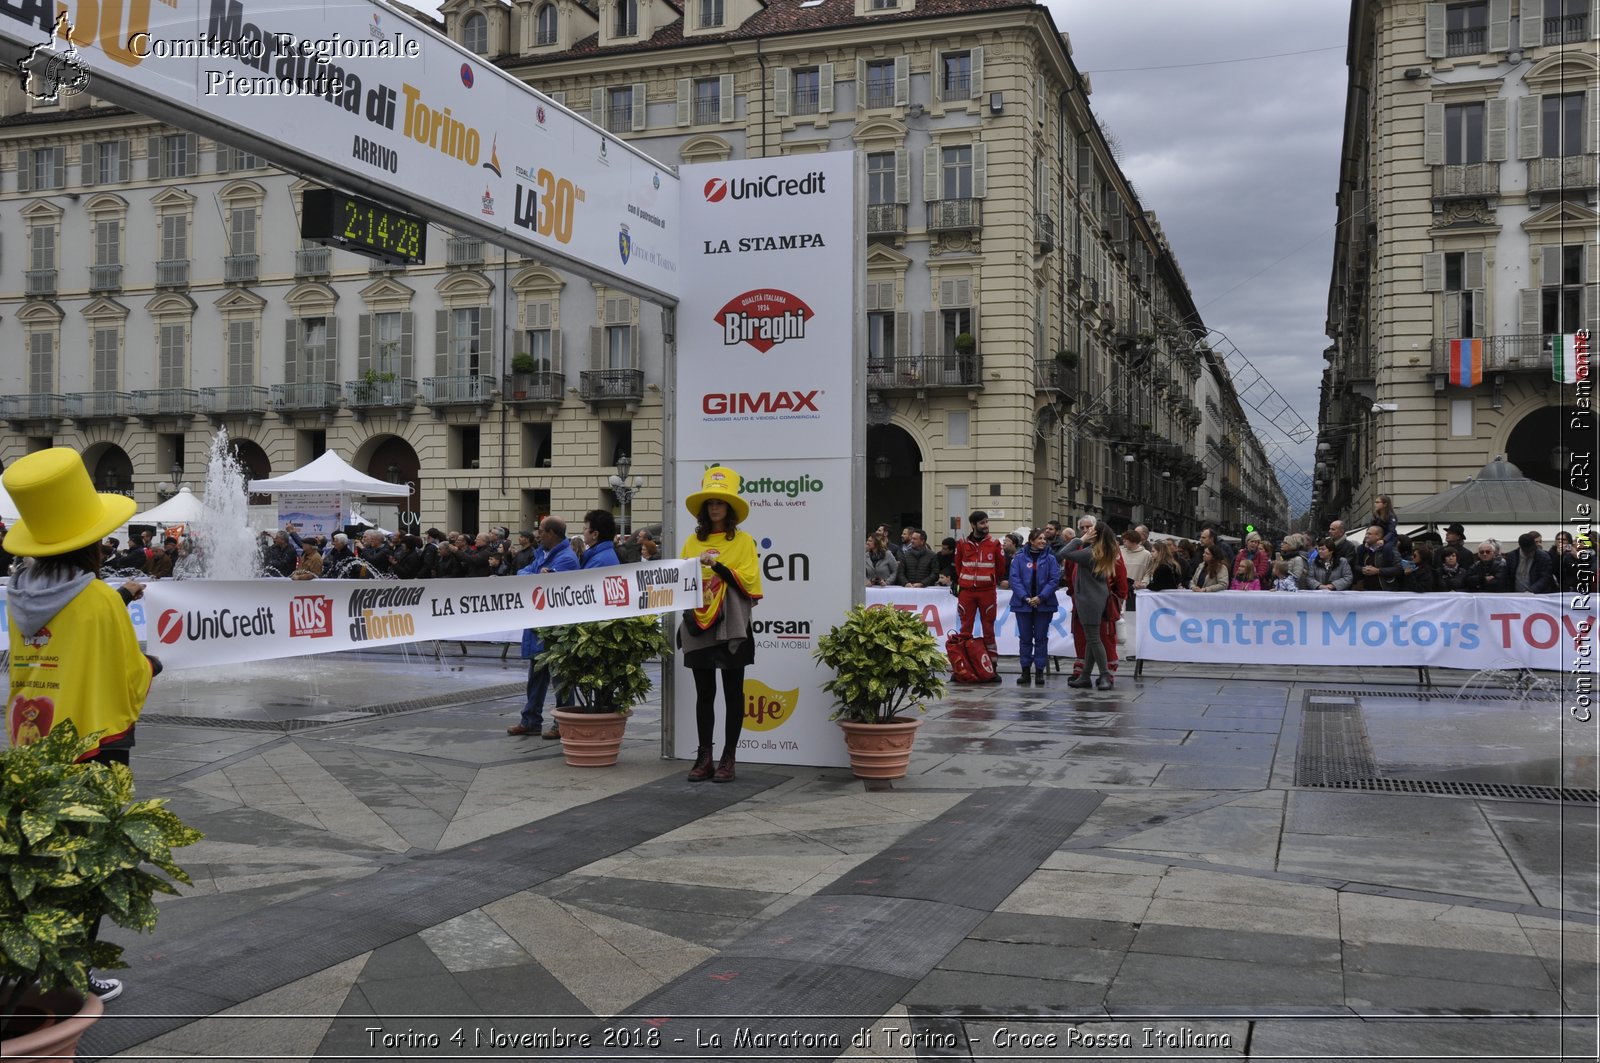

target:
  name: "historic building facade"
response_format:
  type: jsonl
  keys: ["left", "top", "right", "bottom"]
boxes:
{"left": 1, "top": 0, "right": 1286, "bottom": 538}
{"left": 1317, "top": 0, "right": 1598, "bottom": 528}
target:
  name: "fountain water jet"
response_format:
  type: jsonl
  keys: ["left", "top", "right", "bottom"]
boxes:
{"left": 175, "top": 428, "right": 262, "bottom": 580}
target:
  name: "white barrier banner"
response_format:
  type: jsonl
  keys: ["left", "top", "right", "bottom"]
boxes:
{"left": 1136, "top": 591, "right": 1593, "bottom": 671}
{"left": 0, "top": 582, "right": 151, "bottom": 642}
{"left": 138, "top": 561, "right": 700, "bottom": 670}
{"left": 864, "top": 588, "right": 1080, "bottom": 657}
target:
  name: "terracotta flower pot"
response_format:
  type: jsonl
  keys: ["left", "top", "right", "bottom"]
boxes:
{"left": 552, "top": 708, "right": 628, "bottom": 767}
{"left": 837, "top": 718, "right": 923, "bottom": 780}
{"left": 1, "top": 985, "right": 104, "bottom": 1062}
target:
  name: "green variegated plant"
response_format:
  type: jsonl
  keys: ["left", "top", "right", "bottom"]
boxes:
{"left": 814, "top": 604, "right": 948, "bottom": 723}
{"left": 1, "top": 721, "right": 202, "bottom": 1034}
{"left": 535, "top": 617, "right": 669, "bottom": 714}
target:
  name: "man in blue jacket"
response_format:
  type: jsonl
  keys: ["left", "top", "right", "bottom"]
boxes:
{"left": 509, "top": 515, "right": 579, "bottom": 739}
{"left": 579, "top": 509, "right": 621, "bottom": 571}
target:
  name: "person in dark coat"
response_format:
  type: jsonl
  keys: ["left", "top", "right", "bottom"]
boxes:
{"left": 898, "top": 529, "right": 940, "bottom": 587}
{"left": 1436, "top": 547, "right": 1471, "bottom": 591}
{"left": 1509, "top": 532, "right": 1557, "bottom": 593}
{"left": 1466, "top": 540, "right": 1509, "bottom": 592}
{"left": 1061, "top": 519, "right": 1128, "bottom": 690}
{"left": 1353, "top": 524, "right": 1403, "bottom": 591}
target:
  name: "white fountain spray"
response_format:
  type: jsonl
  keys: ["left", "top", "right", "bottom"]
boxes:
{"left": 176, "top": 427, "right": 262, "bottom": 580}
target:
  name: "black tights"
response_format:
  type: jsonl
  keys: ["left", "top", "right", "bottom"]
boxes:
{"left": 693, "top": 666, "right": 744, "bottom": 753}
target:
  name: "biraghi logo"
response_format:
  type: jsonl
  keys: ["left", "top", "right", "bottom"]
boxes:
{"left": 715, "top": 290, "right": 812, "bottom": 353}
{"left": 702, "top": 171, "right": 826, "bottom": 203}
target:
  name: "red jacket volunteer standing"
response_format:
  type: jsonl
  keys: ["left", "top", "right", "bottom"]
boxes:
{"left": 952, "top": 510, "right": 1005, "bottom": 655}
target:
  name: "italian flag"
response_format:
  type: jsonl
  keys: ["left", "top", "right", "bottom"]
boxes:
{"left": 1551, "top": 331, "right": 1591, "bottom": 384}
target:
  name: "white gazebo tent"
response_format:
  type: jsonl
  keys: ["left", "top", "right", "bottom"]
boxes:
{"left": 130, "top": 486, "right": 206, "bottom": 529}
{"left": 247, "top": 450, "right": 412, "bottom": 498}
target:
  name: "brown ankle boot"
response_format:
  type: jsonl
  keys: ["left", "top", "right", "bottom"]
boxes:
{"left": 687, "top": 746, "right": 714, "bottom": 782}
{"left": 712, "top": 749, "right": 736, "bottom": 783}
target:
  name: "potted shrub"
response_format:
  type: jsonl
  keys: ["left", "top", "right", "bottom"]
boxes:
{"left": 509, "top": 353, "right": 537, "bottom": 400}
{"left": 814, "top": 604, "right": 947, "bottom": 779}
{"left": 537, "top": 617, "right": 668, "bottom": 767}
{"left": 1, "top": 722, "right": 202, "bottom": 1057}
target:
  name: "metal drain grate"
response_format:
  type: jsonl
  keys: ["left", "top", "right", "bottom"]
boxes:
{"left": 1321, "top": 777, "right": 1598, "bottom": 803}
{"left": 1295, "top": 693, "right": 1594, "bottom": 804}
{"left": 1306, "top": 687, "right": 1559, "bottom": 703}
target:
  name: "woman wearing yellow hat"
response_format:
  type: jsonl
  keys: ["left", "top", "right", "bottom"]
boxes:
{"left": 679, "top": 465, "right": 763, "bottom": 783}
{"left": 4, "top": 448, "right": 163, "bottom": 1003}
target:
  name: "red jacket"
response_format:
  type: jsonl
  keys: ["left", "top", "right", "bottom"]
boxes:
{"left": 954, "top": 534, "right": 1006, "bottom": 592}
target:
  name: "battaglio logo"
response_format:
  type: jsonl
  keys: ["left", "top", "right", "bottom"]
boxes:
{"left": 742, "top": 678, "right": 800, "bottom": 730}
{"left": 715, "top": 290, "right": 812, "bottom": 353}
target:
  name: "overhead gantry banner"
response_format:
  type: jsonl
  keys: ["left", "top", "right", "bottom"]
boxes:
{"left": 0, "top": 0, "right": 681, "bottom": 302}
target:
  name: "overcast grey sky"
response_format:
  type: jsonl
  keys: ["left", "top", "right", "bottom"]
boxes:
{"left": 1043, "top": 0, "right": 1350, "bottom": 509}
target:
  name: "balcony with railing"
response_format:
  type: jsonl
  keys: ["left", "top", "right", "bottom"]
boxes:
{"left": 422, "top": 374, "right": 495, "bottom": 407}
{"left": 64, "top": 390, "right": 131, "bottom": 424}
{"left": 1445, "top": 27, "right": 1486, "bottom": 56}
{"left": 578, "top": 368, "right": 644, "bottom": 403}
{"left": 1429, "top": 334, "right": 1558, "bottom": 376}
{"left": 89, "top": 264, "right": 123, "bottom": 292}
{"left": 604, "top": 104, "right": 632, "bottom": 132}
{"left": 1034, "top": 357, "right": 1077, "bottom": 396}
{"left": 199, "top": 384, "right": 270, "bottom": 418}
{"left": 928, "top": 198, "right": 982, "bottom": 232}
{"left": 446, "top": 237, "right": 484, "bottom": 267}
{"left": 1036, "top": 213, "right": 1056, "bottom": 252}
{"left": 866, "top": 203, "right": 905, "bottom": 239}
{"left": 1544, "top": 13, "right": 1588, "bottom": 44}
{"left": 225, "top": 253, "right": 259, "bottom": 284}
{"left": 156, "top": 259, "right": 190, "bottom": 287}
{"left": 940, "top": 72, "right": 971, "bottom": 101}
{"left": 1433, "top": 161, "right": 1500, "bottom": 199}
{"left": 865, "top": 84, "right": 897, "bottom": 108}
{"left": 504, "top": 371, "right": 565, "bottom": 406}
{"left": 866, "top": 353, "right": 982, "bottom": 393}
{"left": 271, "top": 381, "right": 341, "bottom": 412}
{"left": 693, "top": 100, "right": 721, "bottom": 125}
{"left": 1, "top": 393, "right": 66, "bottom": 424}
{"left": 345, "top": 376, "right": 418, "bottom": 418}
{"left": 131, "top": 388, "right": 199, "bottom": 419}
{"left": 1527, "top": 154, "right": 1598, "bottom": 197}
{"left": 25, "top": 269, "right": 57, "bottom": 296}
{"left": 295, "top": 246, "right": 332, "bottom": 277}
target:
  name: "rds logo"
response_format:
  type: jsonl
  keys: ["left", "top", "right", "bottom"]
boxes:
{"left": 743, "top": 678, "right": 799, "bottom": 730}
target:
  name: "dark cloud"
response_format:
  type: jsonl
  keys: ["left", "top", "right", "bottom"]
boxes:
{"left": 1048, "top": 0, "right": 1349, "bottom": 511}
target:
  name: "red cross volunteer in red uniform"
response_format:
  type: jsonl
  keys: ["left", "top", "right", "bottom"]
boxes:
{"left": 953, "top": 510, "right": 1005, "bottom": 660}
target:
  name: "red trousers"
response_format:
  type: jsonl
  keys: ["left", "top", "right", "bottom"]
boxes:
{"left": 957, "top": 587, "right": 998, "bottom": 654}
{"left": 1069, "top": 614, "right": 1119, "bottom": 676}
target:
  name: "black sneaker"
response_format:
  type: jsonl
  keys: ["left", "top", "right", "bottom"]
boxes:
{"left": 88, "top": 974, "right": 123, "bottom": 1002}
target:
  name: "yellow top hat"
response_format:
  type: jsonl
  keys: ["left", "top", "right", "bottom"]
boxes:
{"left": 1, "top": 448, "right": 138, "bottom": 558}
{"left": 684, "top": 465, "right": 749, "bottom": 525}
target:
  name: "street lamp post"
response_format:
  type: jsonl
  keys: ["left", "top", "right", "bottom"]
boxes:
{"left": 608, "top": 453, "right": 644, "bottom": 535}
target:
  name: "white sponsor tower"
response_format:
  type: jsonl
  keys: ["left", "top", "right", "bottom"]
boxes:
{"left": 670, "top": 155, "right": 862, "bottom": 767}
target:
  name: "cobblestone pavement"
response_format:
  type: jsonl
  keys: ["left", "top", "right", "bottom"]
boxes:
{"left": 68, "top": 645, "right": 1596, "bottom": 1061}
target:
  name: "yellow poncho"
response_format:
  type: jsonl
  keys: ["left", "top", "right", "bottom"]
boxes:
{"left": 680, "top": 529, "right": 764, "bottom": 631}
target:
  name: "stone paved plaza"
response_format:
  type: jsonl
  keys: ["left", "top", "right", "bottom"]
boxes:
{"left": 69, "top": 645, "right": 1598, "bottom": 1061}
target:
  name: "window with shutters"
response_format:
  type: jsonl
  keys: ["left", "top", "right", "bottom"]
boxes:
{"left": 463, "top": 12, "right": 489, "bottom": 54}
{"left": 699, "top": 0, "right": 723, "bottom": 28}
{"left": 301, "top": 317, "right": 333, "bottom": 382}
{"left": 163, "top": 134, "right": 192, "bottom": 177}
{"left": 227, "top": 320, "right": 256, "bottom": 387}
{"left": 606, "top": 86, "right": 634, "bottom": 132}
{"left": 942, "top": 146, "right": 973, "bottom": 199}
{"left": 93, "top": 327, "right": 119, "bottom": 392}
{"left": 161, "top": 215, "right": 188, "bottom": 262}
{"left": 522, "top": 301, "right": 556, "bottom": 372}
{"left": 940, "top": 52, "right": 972, "bottom": 100}
{"left": 30, "top": 147, "right": 65, "bottom": 190}
{"left": 792, "top": 68, "right": 821, "bottom": 115}
{"left": 452, "top": 307, "right": 484, "bottom": 374}
{"left": 94, "top": 141, "right": 128, "bottom": 184}
{"left": 229, "top": 205, "right": 257, "bottom": 255}
{"left": 615, "top": 0, "right": 637, "bottom": 37}
{"left": 29, "top": 331, "right": 55, "bottom": 395}
{"left": 28, "top": 220, "right": 56, "bottom": 272}
{"left": 1543, "top": 245, "right": 1585, "bottom": 333}
{"left": 158, "top": 322, "right": 187, "bottom": 389}
{"left": 1445, "top": 2, "right": 1487, "bottom": 55}
{"left": 535, "top": 3, "right": 558, "bottom": 45}
{"left": 93, "top": 218, "right": 119, "bottom": 268}
{"left": 1543, "top": 0, "right": 1588, "bottom": 45}
{"left": 374, "top": 311, "right": 410, "bottom": 378}
{"left": 693, "top": 78, "right": 721, "bottom": 125}
{"left": 1542, "top": 92, "right": 1583, "bottom": 157}
{"left": 604, "top": 298, "right": 635, "bottom": 370}
{"left": 1445, "top": 103, "right": 1485, "bottom": 163}
{"left": 1443, "top": 251, "right": 1482, "bottom": 337}
{"left": 864, "top": 59, "right": 897, "bottom": 109}
{"left": 867, "top": 152, "right": 896, "bottom": 205}
{"left": 866, "top": 281, "right": 897, "bottom": 372}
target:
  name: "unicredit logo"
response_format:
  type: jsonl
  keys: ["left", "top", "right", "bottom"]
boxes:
{"left": 702, "top": 171, "right": 826, "bottom": 203}
{"left": 157, "top": 606, "right": 276, "bottom": 643}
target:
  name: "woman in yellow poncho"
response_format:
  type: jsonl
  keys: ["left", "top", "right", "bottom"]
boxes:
{"left": 679, "top": 466, "right": 762, "bottom": 783}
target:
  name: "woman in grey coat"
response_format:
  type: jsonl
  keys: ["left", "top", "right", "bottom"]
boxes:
{"left": 1060, "top": 519, "right": 1128, "bottom": 690}
{"left": 865, "top": 533, "right": 900, "bottom": 586}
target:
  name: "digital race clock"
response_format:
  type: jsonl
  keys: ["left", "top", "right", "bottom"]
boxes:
{"left": 300, "top": 188, "right": 427, "bottom": 266}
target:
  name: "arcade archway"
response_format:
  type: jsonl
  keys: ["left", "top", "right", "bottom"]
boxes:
{"left": 1505, "top": 404, "right": 1581, "bottom": 492}
{"left": 362, "top": 435, "right": 421, "bottom": 534}
{"left": 82, "top": 443, "right": 134, "bottom": 496}
{"left": 228, "top": 438, "right": 273, "bottom": 507}
{"left": 866, "top": 424, "right": 923, "bottom": 535}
